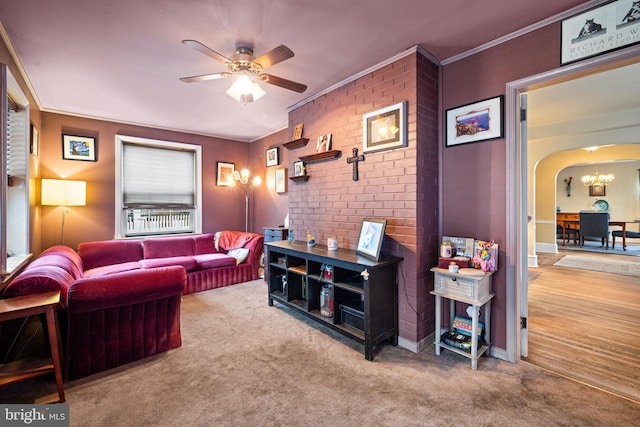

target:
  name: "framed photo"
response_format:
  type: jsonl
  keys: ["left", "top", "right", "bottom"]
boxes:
{"left": 293, "top": 161, "right": 305, "bottom": 177}
{"left": 266, "top": 147, "right": 279, "bottom": 167}
{"left": 293, "top": 123, "right": 304, "bottom": 140}
{"left": 561, "top": 0, "right": 640, "bottom": 65}
{"left": 445, "top": 96, "right": 504, "bottom": 147}
{"left": 363, "top": 101, "right": 407, "bottom": 153}
{"left": 589, "top": 184, "right": 606, "bottom": 197}
{"left": 30, "top": 123, "right": 38, "bottom": 157}
{"left": 216, "top": 161, "right": 235, "bottom": 186}
{"left": 62, "top": 134, "right": 97, "bottom": 161}
{"left": 356, "top": 217, "right": 387, "bottom": 261}
{"left": 316, "top": 134, "right": 332, "bottom": 153}
{"left": 275, "top": 168, "right": 287, "bottom": 193}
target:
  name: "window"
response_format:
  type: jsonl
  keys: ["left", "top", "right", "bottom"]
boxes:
{"left": 1, "top": 64, "right": 30, "bottom": 283}
{"left": 115, "top": 135, "right": 202, "bottom": 238}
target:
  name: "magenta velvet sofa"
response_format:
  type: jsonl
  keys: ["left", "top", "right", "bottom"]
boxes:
{"left": 3, "top": 231, "right": 263, "bottom": 380}
{"left": 76, "top": 230, "right": 264, "bottom": 294}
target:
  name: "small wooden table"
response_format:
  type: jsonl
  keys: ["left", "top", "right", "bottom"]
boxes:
{"left": 0, "top": 291, "right": 65, "bottom": 403}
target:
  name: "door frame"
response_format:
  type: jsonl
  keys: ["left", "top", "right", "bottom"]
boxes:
{"left": 504, "top": 44, "right": 640, "bottom": 362}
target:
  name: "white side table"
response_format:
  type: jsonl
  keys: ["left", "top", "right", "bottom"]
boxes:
{"left": 430, "top": 267, "right": 494, "bottom": 370}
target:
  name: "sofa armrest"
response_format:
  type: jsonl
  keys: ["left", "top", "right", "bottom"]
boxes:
{"left": 67, "top": 266, "right": 186, "bottom": 314}
{"left": 243, "top": 234, "right": 265, "bottom": 266}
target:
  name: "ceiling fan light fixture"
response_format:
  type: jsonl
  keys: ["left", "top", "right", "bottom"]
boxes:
{"left": 226, "top": 75, "right": 266, "bottom": 103}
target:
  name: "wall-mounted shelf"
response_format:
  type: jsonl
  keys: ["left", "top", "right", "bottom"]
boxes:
{"left": 282, "top": 138, "right": 309, "bottom": 150}
{"left": 289, "top": 175, "right": 310, "bottom": 182}
{"left": 299, "top": 150, "right": 341, "bottom": 164}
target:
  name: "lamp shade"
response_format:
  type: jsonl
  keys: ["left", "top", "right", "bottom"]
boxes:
{"left": 226, "top": 75, "right": 266, "bottom": 103}
{"left": 41, "top": 179, "right": 86, "bottom": 206}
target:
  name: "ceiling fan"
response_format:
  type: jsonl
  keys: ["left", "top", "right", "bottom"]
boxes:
{"left": 179, "top": 40, "right": 307, "bottom": 102}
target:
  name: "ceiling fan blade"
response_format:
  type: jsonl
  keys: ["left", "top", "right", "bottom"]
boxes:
{"left": 260, "top": 74, "right": 307, "bottom": 93}
{"left": 253, "top": 45, "right": 294, "bottom": 69}
{"left": 182, "top": 39, "right": 231, "bottom": 63}
{"left": 179, "top": 72, "right": 232, "bottom": 83}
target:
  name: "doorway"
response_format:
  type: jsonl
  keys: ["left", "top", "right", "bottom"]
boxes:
{"left": 505, "top": 44, "right": 640, "bottom": 376}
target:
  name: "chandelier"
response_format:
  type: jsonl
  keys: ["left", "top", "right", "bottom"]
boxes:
{"left": 581, "top": 168, "right": 614, "bottom": 187}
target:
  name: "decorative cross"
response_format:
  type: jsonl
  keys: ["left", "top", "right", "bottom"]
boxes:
{"left": 346, "top": 147, "right": 365, "bottom": 181}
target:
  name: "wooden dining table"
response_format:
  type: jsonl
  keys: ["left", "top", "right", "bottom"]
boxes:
{"left": 609, "top": 220, "right": 640, "bottom": 250}
{"left": 556, "top": 213, "right": 639, "bottom": 248}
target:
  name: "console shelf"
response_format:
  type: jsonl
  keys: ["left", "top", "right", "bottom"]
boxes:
{"left": 265, "top": 240, "right": 402, "bottom": 360}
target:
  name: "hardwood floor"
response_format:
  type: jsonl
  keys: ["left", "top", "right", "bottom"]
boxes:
{"left": 525, "top": 250, "right": 640, "bottom": 403}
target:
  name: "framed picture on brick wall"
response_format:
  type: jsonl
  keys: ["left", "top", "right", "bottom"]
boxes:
{"left": 362, "top": 101, "right": 407, "bottom": 153}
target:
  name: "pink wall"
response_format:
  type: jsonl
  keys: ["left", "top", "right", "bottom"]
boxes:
{"left": 441, "top": 24, "right": 561, "bottom": 349}
{"left": 281, "top": 52, "right": 440, "bottom": 343}
{"left": 39, "top": 112, "right": 251, "bottom": 251}
{"left": 250, "top": 129, "right": 291, "bottom": 232}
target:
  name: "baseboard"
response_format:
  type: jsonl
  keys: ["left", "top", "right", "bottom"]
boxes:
{"left": 398, "top": 332, "right": 433, "bottom": 353}
{"left": 535, "top": 242, "right": 558, "bottom": 254}
{"left": 401, "top": 333, "right": 510, "bottom": 364}
{"left": 528, "top": 254, "right": 538, "bottom": 268}
{"left": 489, "top": 346, "right": 508, "bottom": 361}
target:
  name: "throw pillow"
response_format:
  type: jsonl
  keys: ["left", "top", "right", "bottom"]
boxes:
{"left": 227, "top": 248, "right": 250, "bottom": 265}
{"left": 214, "top": 231, "right": 222, "bottom": 251}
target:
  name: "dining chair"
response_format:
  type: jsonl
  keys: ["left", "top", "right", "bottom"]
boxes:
{"left": 579, "top": 211, "right": 610, "bottom": 249}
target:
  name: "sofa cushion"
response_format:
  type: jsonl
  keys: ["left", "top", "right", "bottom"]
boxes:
{"left": 227, "top": 248, "right": 250, "bottom": 265}
{"left": 78, "top": 239, "right": 143, "bottom": 270}
{"left": 143, "top": 237, "right": 195, "bottom": 259}
{"left": 139, "top": 256, "right": 199, "bottom": 272}
{"left": 193, "top": 254, "right": 237, "bottom": 269}
{"left": 83, "top": 261, "right": 141, "bottom": 278}
{"left": 194, "top": 233, "right": 215, "bottom": 254}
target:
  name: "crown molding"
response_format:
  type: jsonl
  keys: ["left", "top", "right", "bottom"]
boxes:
{"left": 441, "top": 0, "right": 606, "bottom": 65}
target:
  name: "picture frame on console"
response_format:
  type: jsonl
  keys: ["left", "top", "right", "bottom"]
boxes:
{"left": 363, "top": 101, "right": 407, "bottom": 153}
{"left": 216, "top": 161, "right": 235, "bottom": 186}
{"left": 356, "top": 217, "right": 387, "bottom": 261}
{"left": 445, "top": 96, "right": 504, "bottom": 147}
{"left": 62, "top": 134, "right": 97, "bottom": 161}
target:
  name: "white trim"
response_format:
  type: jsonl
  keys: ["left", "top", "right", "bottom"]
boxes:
{"left": 0, "top": 21, "right": 41, "bottom": 109}
{"left": 506, "top": 41, "right": 640, "bottom": 365}
{"left": 528, "top": 254, "right": 539, "bottom": 268}
{"left": 489, "top": 346, "right": 508, "bottom": 361}
{"left": 442, "top": 0, "right": 608, "bottom": 65}
{"left": 398, "top": 332, "right": 433, "bottom": 354}
{"left": 249, "top": 125, "right": 287, "bottom": 143}
{"left": 536, "top": 242, "right": 558, "bottom": 254}
{"left": 287, "top": 46, "right": 429, "bottom": 112}
{"left": 114, "top": 135, "right": 203, "bottom": 238}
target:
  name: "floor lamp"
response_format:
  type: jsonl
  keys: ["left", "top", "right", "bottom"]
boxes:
{"left": 230, "top": 169, "right": 261, "bottom": 232}
{"left": 41, "top": 179, "right": 86, "bottom": 245}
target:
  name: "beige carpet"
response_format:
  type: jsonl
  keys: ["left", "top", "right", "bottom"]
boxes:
{"left": 2, "top": 280, "right": 639, "bottom": 426}
{"left": 554, "top": 254, "right": 640, "bottom": 277}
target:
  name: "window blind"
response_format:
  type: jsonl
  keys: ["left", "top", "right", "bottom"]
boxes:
{"left": 7, "top": 101, "right": 27, "bottom": 178}
{"left": 122, "top": 142, "right": 195, "bottom": 208}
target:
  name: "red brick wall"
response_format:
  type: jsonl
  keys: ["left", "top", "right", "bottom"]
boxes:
{"left": 287, "top": 51, "right": 439, "bottom": 344}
